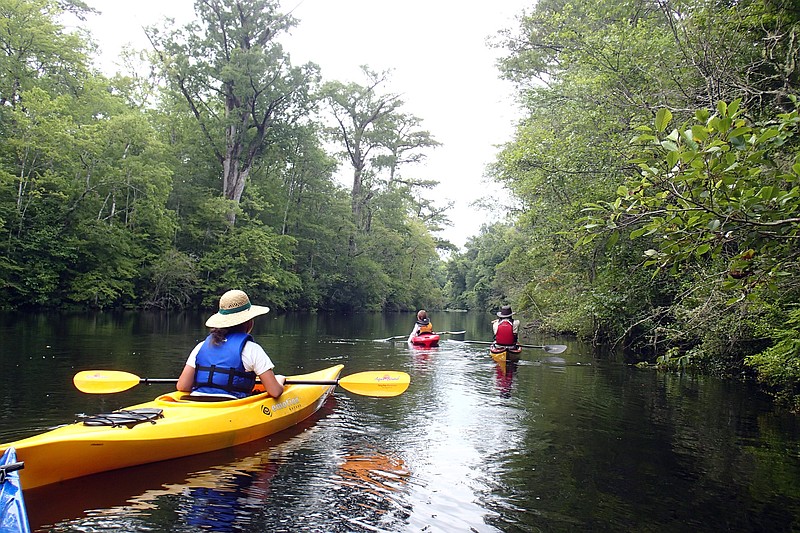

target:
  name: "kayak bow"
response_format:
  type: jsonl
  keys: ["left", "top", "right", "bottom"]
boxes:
{"left": 0, "top": 447, "right": 29, "bottom": 533}
{"left": 1, "top": 365, "right": 346, "bottom": 490}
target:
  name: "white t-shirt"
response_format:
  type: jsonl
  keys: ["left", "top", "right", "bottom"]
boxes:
{"left": 185, "top": 339, "right": 275, "bottom": 396}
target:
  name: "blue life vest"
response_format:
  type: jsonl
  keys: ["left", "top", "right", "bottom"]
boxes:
{"left": 193, "top": 332, "right": 256, "bottom": 398}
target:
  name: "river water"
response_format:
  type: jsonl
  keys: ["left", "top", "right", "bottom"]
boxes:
{"left": 1, "top": 310, "right": 800, "bottom": 532}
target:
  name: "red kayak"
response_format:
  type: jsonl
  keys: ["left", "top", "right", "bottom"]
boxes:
{"left": 410, "top": 333, "right": 440, "bottom": 348}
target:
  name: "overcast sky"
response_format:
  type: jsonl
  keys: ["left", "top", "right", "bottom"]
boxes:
{"left": 85, "top": 0, "right": 530, "bottom": 249}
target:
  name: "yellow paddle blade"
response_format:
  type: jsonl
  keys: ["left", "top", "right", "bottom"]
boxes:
{"left": 73, "top": 370, "right": 141, "bottom": 394}
{"left": 338, "top": 371, "right": 410, "bottom": 397}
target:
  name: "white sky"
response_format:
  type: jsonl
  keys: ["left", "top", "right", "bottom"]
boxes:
{"left": 85, "top": 0, "right": 530, "bottom": 249}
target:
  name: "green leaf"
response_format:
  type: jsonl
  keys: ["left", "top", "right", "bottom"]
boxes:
{"left": 690, "top": 125, "right": 708, "bottom": 142}
{"left": 756, "top": 128, "right": 779, "bottom": 145}
{"left": 731, "top": 136, "right": 746, "bottom": 149}
{"left": 661, "top": 140, "right": 679, "bottom": 152}
{"left": 728, "top": 126, "right": 750, "bottom": 138}
{"left": 655, "top": 108, "right": 672, "bottom": 133}
{"left": 666, "top": 151, "right": 679, "bottom": 168}
{"left": 682, "top": 129, "right": 698, "bottom": 150}
{"left": 606, "top": 231, "right": 620, "bottom": 250}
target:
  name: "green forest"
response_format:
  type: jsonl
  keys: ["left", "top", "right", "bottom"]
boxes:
{"left": 2, "top": 1, "right": 799, "bottom": 405}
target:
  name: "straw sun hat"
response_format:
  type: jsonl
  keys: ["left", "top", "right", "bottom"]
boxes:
{"left": 205, "top": 290, "right": 270, "bottom": 328}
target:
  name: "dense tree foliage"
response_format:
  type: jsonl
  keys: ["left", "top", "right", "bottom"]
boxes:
{"left": 0, "top": 0, "right": 447, "bottom": 312}
{"left": 5, "top": 0, "right": 800, "bottom": 405}
{"left": 444, "top": 0, "right": 800, "bottom": 406}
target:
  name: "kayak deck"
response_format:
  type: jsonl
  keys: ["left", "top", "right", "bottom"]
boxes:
{"left": 411, "top": 333, "right": 440, "bottom": 347}
{"left": 489, "top": 345, "right": 522, "bottom": 364}
{"left": 1, "top": 365, "right": 343, "bottom": 490}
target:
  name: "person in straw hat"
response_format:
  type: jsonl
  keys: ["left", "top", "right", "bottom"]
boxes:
{"left": 177, "top": 289, "right": 285, "bottom": 399}
{"left": 491, "top": 305, "right": 520, "bottom": 347}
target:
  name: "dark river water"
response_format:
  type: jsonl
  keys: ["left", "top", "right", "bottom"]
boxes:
{"left": 2, "top": 310, "right": 800, "bottom": 532}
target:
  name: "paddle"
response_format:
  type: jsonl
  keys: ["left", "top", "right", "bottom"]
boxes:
{"left": 460, "top": 340, "right": 568, "bottom": 354}
{"left": 375, "top": 335, "right": 408, "bottom": 342}
{"left": 376, "top": 330, "right": 464, "bottom": 342}
{"left": 73, "top": 370, "right": 410, "bottom": 398}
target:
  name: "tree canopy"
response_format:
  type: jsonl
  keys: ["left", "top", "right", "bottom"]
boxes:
{"left": 443, "top": 0, "right": 800, "bottom": 407}
{"left": 4, "top": 0, "right": 800, "bottom": 406}
{"left": 0, "top": 0, "right": 448, "bottom": 312}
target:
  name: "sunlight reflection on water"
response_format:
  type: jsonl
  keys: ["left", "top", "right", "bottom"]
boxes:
{"left": 4, "top": 312, "right": 800, "bottom": 532}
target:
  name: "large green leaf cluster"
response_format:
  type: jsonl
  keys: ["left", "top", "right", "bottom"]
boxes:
{"left": 445, "top": 0, "right": 800, "bottom": 404}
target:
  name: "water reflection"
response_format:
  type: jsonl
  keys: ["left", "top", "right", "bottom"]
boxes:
{"left": 335, "top": 452, "right": 409, "bottom": 494}
{"left": 3, "top": 311, "right": 800, "bottom": 532}
{"left": 495, "top": 360, "right": 516, "bottom": 398}
{"left": 27, "top": 402, "right": 334, "bottom": 531}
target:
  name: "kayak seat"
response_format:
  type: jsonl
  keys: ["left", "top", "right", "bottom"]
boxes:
{"left": 80, "top": 408, "right": 164, "bottom": 428}
{"left": 179, "top": 394, "right": 240, "bottom": 402}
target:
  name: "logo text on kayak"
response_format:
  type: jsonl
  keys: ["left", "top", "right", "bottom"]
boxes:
{"left": 268, "top": 396, "right": 301, "bottom": 415}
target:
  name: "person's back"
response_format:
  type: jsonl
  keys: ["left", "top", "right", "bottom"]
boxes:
{"left": 409, "top": 309, "right": 433, "bottom": 342}
{"left": 193, "top": 330, "right": 255, "bottom": 398}
{"left": 495, "top": 319, "right": 516, "bottom": 346}
{"left": 492, "top": 305, "right": 519, "bottom": 346}
{"left": 177, "top": 289, "right": 286, "bottom": 399}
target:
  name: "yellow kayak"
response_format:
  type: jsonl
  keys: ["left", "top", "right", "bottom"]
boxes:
{"left": 1, "top": 365, "right": 343, "bottom": 490}
{"left": 489, "top": 344, "right": 522, "bottom": 364}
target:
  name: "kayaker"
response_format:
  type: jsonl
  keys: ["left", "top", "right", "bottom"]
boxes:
{"left": 407, "top": 309, "right": 433, "bottom": 343}
{"left": 492, "top": 305, "right": 520, "bottom": 347}
{"left": 177, "top": 289, "right": 286, "bottom": 399}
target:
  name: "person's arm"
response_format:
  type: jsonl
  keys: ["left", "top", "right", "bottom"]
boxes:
{"left": 258, "top": 369, "right": 285, "bottom": 398}
{"left": 408, "top": 323, "right": 420, "bottom": 343}
{"left": 177, "top": 364, "right": 195, "bottom": 392}
{"left": 177, "top": 343, "right": 201, "bottom": 392}
{"left": 244, "top": 342, "right": 284, "bottom": 397}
